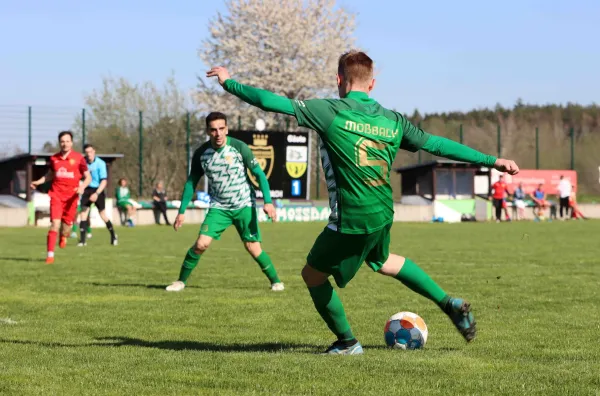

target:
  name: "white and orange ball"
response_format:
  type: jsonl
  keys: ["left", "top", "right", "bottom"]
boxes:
{"left": 384, "top": 311, "right": 428, "bottom": 349}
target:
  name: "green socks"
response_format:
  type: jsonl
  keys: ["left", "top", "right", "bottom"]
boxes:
{"left": 178, "top": 249, "right": 279, "bottom": 285}
{"left": 178, "top": 248, "right": 201, "bottom": 283}
{"left": 254, "top": 251, "right": 281, "bottom": 284}
{"left": 395, "top": 258, "right": 450, "bottom": 308}
{"left": 308, "top": 281, "right": 355, "bottom": 342}
{"left": 306, "top": 258, "right": 447, "bottom": 342}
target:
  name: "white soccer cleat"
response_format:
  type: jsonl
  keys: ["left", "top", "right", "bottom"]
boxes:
{"left": 166, "top": 281, "right": 185, "bottom": 292}
{"left": 77, "top": 242, "right": 87, "bottom": 247}
{"left": 271, "top": 282, "right": 285, "bottom": 292}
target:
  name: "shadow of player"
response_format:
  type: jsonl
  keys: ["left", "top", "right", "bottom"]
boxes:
{"left": 0, "top": 257, "right": 44, "bottom": 263}
{"left": 81, "top": 282, "right": 201, "bottom": 290}
{"left": 0, "top": 337, "right": 317, "bottom": 353}
{"left": 95, "top": 337, "right": 318, "bottom": 353}
{"left": 0, "top": 337, "right": 458, "bottom": 353}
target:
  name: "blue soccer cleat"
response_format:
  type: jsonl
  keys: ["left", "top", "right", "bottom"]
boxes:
{"left": 444, "top": 298, "right": 477, "bottom": 342}
{"left": 321, "top": 340, "right": 364, "bottom": 355}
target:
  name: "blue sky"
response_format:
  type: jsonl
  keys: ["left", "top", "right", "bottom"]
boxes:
{"left": 1, "top": 0, "right": 599, "bottom": 115}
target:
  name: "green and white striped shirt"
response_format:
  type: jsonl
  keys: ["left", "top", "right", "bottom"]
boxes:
{"left": 193, "top": 137, "right": 260, "bottom": 210}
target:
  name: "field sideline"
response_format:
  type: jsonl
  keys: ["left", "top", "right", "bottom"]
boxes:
{"left": 1, "top": 221, "right": 599, "bottom": 395}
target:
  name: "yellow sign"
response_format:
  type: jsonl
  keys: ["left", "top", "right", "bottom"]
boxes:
{"left": 247, "top": 134, "right": 274, "bottom": 187}
{"left": 286, "top": 162, "right": 307, "bottom": 178}
{"left": 285, "top": 145, "right": 308, "bottom": 178}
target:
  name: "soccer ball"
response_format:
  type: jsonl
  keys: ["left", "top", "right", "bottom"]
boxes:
{"left": 384, "top": 311, "right": 428, "bottom": 350}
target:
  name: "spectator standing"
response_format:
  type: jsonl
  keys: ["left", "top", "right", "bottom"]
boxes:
{"left": 152, "top": 181, "right": 171, "bottom": 225}
{"left": 557, "top": 175, "right": 572, "bottom": 219}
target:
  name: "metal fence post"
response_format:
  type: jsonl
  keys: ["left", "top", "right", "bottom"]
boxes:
{"left": 570, "top": 127, "right": 575, "bottom": 170}
{"left": 138, "top": 111, "right": 143, "bottom": 197}
{"left": 535, "top": 127, "right": 539, "bottom": 169}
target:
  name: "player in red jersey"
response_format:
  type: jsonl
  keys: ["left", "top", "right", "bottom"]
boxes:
{"left": 490, "top": 175, "right": 511, "bottom": 222}
{"left": 31, "top": 131, "right": 91, "bottom": 264}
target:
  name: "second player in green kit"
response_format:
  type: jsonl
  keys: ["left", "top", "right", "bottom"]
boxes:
{"left": 208, "top": 50, "right": 520, "bottom": 354}
{"left": 166, "top": 112, "right": 284, "bottom": 292}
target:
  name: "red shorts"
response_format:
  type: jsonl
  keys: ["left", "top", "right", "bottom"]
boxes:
{"left": 50, "top": 194, "right": 79, "bottom": 225}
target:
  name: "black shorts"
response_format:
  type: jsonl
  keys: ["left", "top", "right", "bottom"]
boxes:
{"left": 493, "top": 198, "right": 504, "bottom": 210}
{"left": 80, "top": 187, "right": 106, "bottom": 211}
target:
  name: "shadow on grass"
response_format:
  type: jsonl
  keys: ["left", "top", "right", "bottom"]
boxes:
{"left": 0, "top": 339, "right": 87, "bottom": 348}
{"left": 0, "top": 337, "right": 459, "bottom": 353}
{"left": 81, "top": 282, "right": 201, "bottom": 290}
{"left": 0, "top": 257, "right": 43, "bottom": 263}
{"left": 95, "top": 337, "right": 318, "bottom": 353}
{"left": 0, "top": 337, "right": 317, "bottom": 353}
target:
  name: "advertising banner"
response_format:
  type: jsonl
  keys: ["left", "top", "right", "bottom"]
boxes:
{"left": 229, "top": 131, "right": 311, "bottom": 200}
{"left": 257, "top": 205, "right": 331, "bottom": 223}
{"left": 492, "top": 169, "right": 577, "bottom": 195}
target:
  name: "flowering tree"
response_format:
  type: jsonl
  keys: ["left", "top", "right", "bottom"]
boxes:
{"left": 195, "top": 0, "right": 356, "bottom": 130}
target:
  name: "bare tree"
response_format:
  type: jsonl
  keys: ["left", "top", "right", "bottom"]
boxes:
{"left": 195, "top": 0, "right": 356, "bottom": 131}
{"left": 0, "top": 145, "right": 24, "bottom": 160}
{"left": 78, "top": 74, "right": 194, "bottom": 196}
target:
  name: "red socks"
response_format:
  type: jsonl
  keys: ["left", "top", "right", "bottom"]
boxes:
{"left": 47, "top": 230, "right": 58, "bottom": 256}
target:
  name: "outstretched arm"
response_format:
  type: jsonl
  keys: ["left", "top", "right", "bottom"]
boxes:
{"left": 207, "top": 67, "right": 294, "bottom": 115}
{"left": 208, "top": 66, "right": 338, "bottom": 134}
{"left": 422, "top": 135, "right": 519, "bottom": 174}
{"left": 399, "top": 116, "right": 519, "bottom": 174}
{"left": 421, "top": 135, "right": 497, "bottom": 167}
{"left": 224, "top": 79, "right": 295, "bottom": 116}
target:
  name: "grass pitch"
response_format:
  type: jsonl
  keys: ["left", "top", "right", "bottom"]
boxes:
{"left": 1, "top": 221, "right": 599, "bottom": 395}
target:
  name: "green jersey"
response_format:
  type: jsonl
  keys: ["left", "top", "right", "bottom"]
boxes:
{"left": 223, "top": 79, "right": 497, "bottom": 234}
{"left": 189, "top": 137, "right": 262, "bottom": 211}
{"left": 290, "top": 92, "right": 428, "bottom": 234}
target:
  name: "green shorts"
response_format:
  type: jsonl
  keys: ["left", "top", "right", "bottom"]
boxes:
{"left": 117, "top": 200, "right": 132, "bottom": 209}
{"left": 200, "top": 207, "right": 261, "bottom": 242}
{"left": 306, "top": 223, "right": 392, "bottom": 288}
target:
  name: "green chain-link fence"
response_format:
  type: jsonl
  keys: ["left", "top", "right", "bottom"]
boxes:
{"left": 2, "top": 105, "right": 599, "bottom": 199}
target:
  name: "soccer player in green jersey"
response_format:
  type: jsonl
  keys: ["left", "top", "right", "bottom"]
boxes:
{"left": 207, "top": 51, "right": 519, "bottom": 354}
{"left": 166, "top": 112, "right": 284, "bottom": 292}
